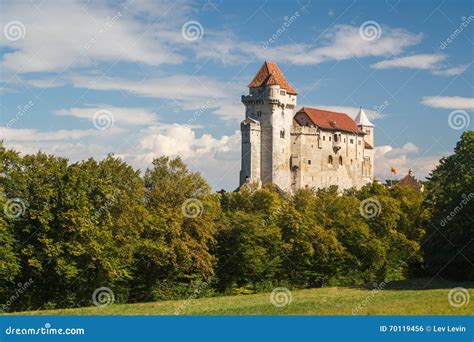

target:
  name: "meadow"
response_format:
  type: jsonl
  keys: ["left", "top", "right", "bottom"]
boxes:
{"left": 12, "top": 279, "right": 473, "bottom": 316}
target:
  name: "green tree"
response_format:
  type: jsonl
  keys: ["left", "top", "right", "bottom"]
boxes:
{"left": 423, "top": 131, "right": 474, "bottom": 280}
{"left": 131, "top": 156, "right": 219, "bottom": 301}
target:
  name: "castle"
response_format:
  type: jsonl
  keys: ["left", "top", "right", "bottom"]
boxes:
{"left": 239, "top": 61, "right": 374, "bottom": 192}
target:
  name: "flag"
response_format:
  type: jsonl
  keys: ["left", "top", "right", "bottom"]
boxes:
{"left": 391, "top": 167, "right": 397, "bottom": 174}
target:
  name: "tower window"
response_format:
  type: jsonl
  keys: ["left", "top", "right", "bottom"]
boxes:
{"left": 280, "top": 130, "right": 285, "bottom": 139}
{"left": 350, "top": 139, "right": 354, "bottom": 144}
{"left": 329, "top": 136, "right": 332, "bottom": 141}
{"left": 323, "top": 136, "right": 325, "bottom": 141}
{"left": 280, "top": 90, "right": 286, "bottom": 95}
{"left": 339, "top": 156, "right": 343, "bottom": 166}
{"left": 334, "top": 134, "right": 338, "bottom": 142}
{"left": 257, "top": 111, "right": 262, "bottom": 118}
{"left": 328, "top": 155, "right": 333, "bottom": 165}
{"left": 308, "top": 160, "right": 311, "bottom": 165}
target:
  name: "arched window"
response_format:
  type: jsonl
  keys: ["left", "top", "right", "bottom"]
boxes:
{"left": 334, "top": 134, "right": 338, "bottom": 142}
{"left": 339, "top": 156, "right": 343, "bottom": 166}
{"left": 328, "top": 155, "right": 333, "bottom": 165}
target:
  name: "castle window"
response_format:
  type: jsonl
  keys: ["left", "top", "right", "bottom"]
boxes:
{"left": 257, "top": 111, "right": 262, "bottom": 118}
{"left": 329, "top": 136, "right": 332, "bottom": 141}
{"left": 308, "top": 160, "right": 311, "bottom": 165}
{"left": 339, "top": 156, "right": 343, "bottom": 166}
{"left": 323, "top": 136, "right": 325, "bottom": 141}
{"left": 280, "top": 130, "right": 285, "bottom": 139}
{"left": 334, "top": 134, "right": 338, "bottom": 142}
{"left": 358, "top": 140, "right": 361, "bottom": 145}
{"left": 350, "top": 138, "right": 354, "bottom": 144}
{"left": 328, "top": 155, "right": 333, "bottom": 165}
{"left": 344, "top": 138, "right": 346, "bottom": 143}
{"left": 280, "top": 90, "right": 286, "bottom": 95}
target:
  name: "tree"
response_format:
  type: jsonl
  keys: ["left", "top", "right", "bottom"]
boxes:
{"left": 423, "top": 131, "right": 474, "bottom": 280}
{"left": 131, "top": 156, "right": 219, "bottom": 301}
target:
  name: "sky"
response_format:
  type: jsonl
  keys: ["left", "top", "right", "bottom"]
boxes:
{"left": 0, "top": 0, "right": 473, "bottom": 191}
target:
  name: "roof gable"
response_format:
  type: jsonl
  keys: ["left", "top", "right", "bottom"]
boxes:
{"left": 247, "top": 61, "right": 298, "bottom": 95}
{"left": 295, "top": 107, "right": 364, "bottom": 134}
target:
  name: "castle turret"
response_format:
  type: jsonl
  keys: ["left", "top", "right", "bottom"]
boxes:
{"left": 240, "top": 61, "right": 297, "bottom": 191}
{"left": 355, "top": 107, "right": 374, "bottom": 146}
{"left": 355, "top": 107, "right": 375, "bottom": 183}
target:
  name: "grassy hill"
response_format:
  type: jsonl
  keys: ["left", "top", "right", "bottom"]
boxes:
{"left": 12, "top": 279, "right": 474, "bottom": 316}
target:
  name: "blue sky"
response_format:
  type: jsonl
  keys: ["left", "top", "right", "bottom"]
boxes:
{"left": 1, "top": 0, "right": 473, "bottom": 190}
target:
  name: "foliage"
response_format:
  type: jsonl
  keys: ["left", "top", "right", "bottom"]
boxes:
{"left": 423, "top": 131, "right": 474, "bottom": 280}
{"left": 0, "top": 132, "right": 470, "bottom": 312}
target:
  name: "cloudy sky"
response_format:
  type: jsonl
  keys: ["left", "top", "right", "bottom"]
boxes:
{"left": 1, "top": 0, "right": 473, "bottom": 190}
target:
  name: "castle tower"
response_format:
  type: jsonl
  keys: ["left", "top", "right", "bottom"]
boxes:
{"left": 355, "top": 107, "right": 375, "bottom": 182}
{"left": 240, "top": 61, "right": 297, "bottom": 191}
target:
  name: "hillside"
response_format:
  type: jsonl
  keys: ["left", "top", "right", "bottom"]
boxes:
{"left": 13, "top": 279, "right": 474, "bottom": 316}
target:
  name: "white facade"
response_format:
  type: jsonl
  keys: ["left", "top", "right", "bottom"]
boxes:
{"left": 240, "top": 62, "right": 374, "bottom": 192}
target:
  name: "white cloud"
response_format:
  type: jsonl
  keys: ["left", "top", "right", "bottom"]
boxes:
{"left": 55, "top": 106, "right": 158, "bottom": 126}
{"left": 371, "top": 54, "right": 446, "bottom": 70}
{"left": 431, "top": 64, "right": 469, "bottom": 76}
{"left": 2, "top": 124, "right": 241, "bottom": 190}
{"left": 0, "top": 126, "right": 122, "bottom": 142}
{"left": 191, "top": 24, "right": 421, "bottom": 66}
{"left": 371, "top": 54, "right": 468, "bottom": 76}
{"left": 0, "top": 0, "right": 186, "bottom": 73}
{"left": 123, "top": 124, "right": 241, "bottom": 190}
{"left": 250, "top": 24, "right": 421, "bottom": 65}
{"left": 27, "top": 74, "right": 244, "bottom": 122}
{"left": 374, "top": 142, "right": 442, "bottom": 181}
{"left": 421, "top": 96, "right": 474, "bottom": 110}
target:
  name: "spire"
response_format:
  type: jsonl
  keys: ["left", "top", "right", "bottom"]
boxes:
{"left": 355, "top": 107, "right": 374, "bottom": 127}
{"left": 247, "top": 61, "right": 298, "bottom": 94}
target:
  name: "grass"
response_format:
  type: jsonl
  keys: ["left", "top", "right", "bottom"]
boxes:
{"left": 10, "top": 279, "right": 474, "bottom": 316}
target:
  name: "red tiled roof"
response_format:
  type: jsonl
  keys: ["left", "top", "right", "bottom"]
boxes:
{"left": 295, "top": 107, "right": 364, "bottom": 134}
{"left": 399, "top": 175, "right": 422, "bottom": 189}
{"left": 247, "top": 61, "right": 298, "bottom": 94}
{"left": 364, "top": 141, "right": 373, "bottom": 149}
